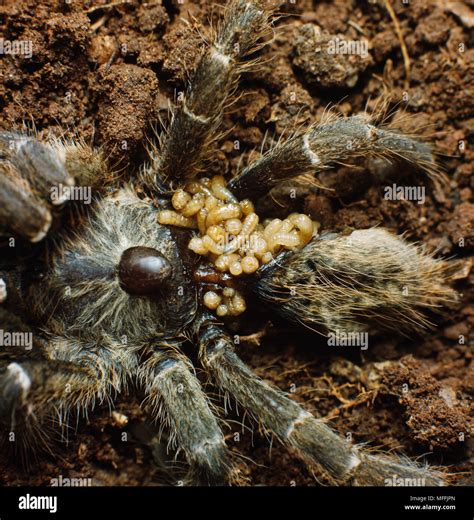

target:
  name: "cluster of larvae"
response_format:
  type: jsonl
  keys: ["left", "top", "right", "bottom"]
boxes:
{"left": 157, "top": 176, "right": 319, "bottom": 317}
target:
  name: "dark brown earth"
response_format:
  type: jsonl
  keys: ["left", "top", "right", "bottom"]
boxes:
{"left": 0, "top": 0, "right": 472, "bottom": 486}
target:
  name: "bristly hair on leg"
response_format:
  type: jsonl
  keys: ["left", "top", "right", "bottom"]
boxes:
{"left": 138, "top": 349, "right": 244, "bottom": 485}
{"left": 228, "top": 105, "right": 443, "bottom": 201}
{"left": 363, "top": 94, "right": 448, "bottom": 183}
{"left": 49, "top": 136, "right": 113, "bottom": 188}
{"left": 198, "top": 320, "right": 447, "bottom": 486}
{"left": 146, "top": 0, "right": 279, "bottom": 188}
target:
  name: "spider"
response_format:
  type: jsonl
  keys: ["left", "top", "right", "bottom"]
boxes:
{"left": 0, "top": 0, "right": 456, "bottom": 486}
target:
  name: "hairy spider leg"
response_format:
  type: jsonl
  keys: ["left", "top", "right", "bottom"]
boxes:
{"left": 149, "top": 0, "right": 276, "bottom": 185}
{"left": 138, "top": 349, "right": 236, "bottom": 485}
{"left": 229, "top": 115, "right": 437, "bottom": 200}
{"left": 198, "top": 318, "right": 445, "bottom": 486}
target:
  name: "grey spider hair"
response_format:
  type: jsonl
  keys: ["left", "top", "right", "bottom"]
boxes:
{"left": 0, "top": 0, "right": 456, "bottom": 485}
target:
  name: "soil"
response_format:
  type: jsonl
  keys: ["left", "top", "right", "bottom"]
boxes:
{"left": 0, "top": 0, "right": 472, "bottom": 486}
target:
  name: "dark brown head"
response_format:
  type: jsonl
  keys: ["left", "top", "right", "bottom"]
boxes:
{"left": 118, "top": 246, "right": 172, "bottom": 296}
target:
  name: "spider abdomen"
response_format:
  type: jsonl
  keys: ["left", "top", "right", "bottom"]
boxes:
{"left": 255, "top": 228, "right": 454, "bottom": 334}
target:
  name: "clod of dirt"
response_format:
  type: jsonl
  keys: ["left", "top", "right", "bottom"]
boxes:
{"left": 444, "top": 202, "right": 474, "bottom": 251}
{"left": 240, "top": 88, "right": 270, "bottom": 124}
{"left": 415, "top": 11, "right": 453, "bottom": 46}
{"left": 269, "top": 83, "right": 314, "bottom": 133}
{"left": 253, "top": 55, "right": 295, "bottom": 93}
{"left": 304, "top": 194, "right": 336, "bottom": 229}
{"left": 381, "top": 356, "right": 470, "bottom": 450}
{"left": 161, "top": 22, "right": 205, "bottom": 83}
{"left": 136, "top": 2, "right": 169, "bottom": 34}
{"left": 292, "top": 24, "right": 372, "bottom": 89}
{"left": 96, "top": 64, "right": 159, "bottom": 165}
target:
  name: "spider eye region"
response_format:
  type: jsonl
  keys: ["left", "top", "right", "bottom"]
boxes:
{"left": 118, "top": 246, "right": 172, "bottom": 296}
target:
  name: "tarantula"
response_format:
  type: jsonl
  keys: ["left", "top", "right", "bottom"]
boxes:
{"left": 0, "top": 0, "right": 456, "bottom": 485}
